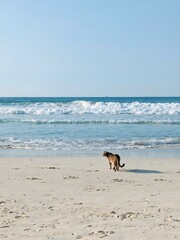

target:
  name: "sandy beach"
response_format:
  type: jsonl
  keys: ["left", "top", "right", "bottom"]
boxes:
{"left": 0, "top": 154, "right": 179, "bottom": 240}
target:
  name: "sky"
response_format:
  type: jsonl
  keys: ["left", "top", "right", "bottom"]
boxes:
{"left": 0, "top": 0, "right": 180, "bottom": 97}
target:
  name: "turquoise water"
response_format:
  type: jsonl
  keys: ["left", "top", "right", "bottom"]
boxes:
{"left": 0, "top": 97, "right": 180, "bottom": 156}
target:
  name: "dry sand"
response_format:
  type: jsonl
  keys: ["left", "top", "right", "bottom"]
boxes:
{"left": 0, "top": 155, "right": 179, "bottom": 239}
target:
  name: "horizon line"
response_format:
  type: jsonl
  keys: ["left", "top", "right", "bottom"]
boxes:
{"left": 0, "top": 96, "right": 180, "bottom": 98}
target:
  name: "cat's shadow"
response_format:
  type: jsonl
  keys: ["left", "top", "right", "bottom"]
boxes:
{"left": 127, "top": 169, "right": 163, "bottom": 174}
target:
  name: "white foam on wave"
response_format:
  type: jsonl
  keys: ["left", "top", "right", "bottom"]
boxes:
{"left": 0, "top": 101, "right": 180, "bottom": 115}
{"left": 1, "top": 137, "right": 180, "bottom": 150}
{"left": 20, "top": 119, "right": 180, "bottom": 124}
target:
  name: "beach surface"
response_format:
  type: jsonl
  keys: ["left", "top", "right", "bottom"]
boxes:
{"left": 0, "top": 155, "right": 179, "bottom": 239}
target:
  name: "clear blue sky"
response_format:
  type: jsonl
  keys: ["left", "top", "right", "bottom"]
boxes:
{"left": 0, "top": 0, "right": 180, "bottom": 97}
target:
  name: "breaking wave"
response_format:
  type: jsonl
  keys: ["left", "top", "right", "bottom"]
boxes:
{"left": 0, "top": 101, "right": 180, "bottom": 115}
{"left": 0, "top": 118, "right": 180, "bottom": 125}
{"left": 1, "top": 137, "right": 180, "bottom": 150}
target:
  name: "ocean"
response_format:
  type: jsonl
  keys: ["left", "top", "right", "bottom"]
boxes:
{"left": 0, "top": 97, "right": 180, "bottom": 157}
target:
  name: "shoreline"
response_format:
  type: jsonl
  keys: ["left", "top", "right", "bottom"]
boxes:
{"left": 1, "top": 147, "right": 180, "bottom": 159}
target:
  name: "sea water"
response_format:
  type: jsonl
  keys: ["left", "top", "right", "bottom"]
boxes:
{"left": 0, "top": 97, "right": 180, "bottom": 156}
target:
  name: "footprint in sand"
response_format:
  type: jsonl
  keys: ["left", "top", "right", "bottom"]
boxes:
{"left": 26, "top": 177, "right": 42, "bottom": 181}
{"left": 63, "top": 176, "right": 79, "bottom": 180}
{"left": 113, "top": 178, "right": 134, "bottom": 183}
{"left": 154, "top": 178, "right": 166, "bottom": 182}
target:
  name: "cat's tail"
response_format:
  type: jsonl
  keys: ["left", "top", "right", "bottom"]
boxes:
{"left": 116, "top": 154, "right": 125, "bottom": 168}
{"left": 120, "top": 163, "right": 125, "bottom": 168}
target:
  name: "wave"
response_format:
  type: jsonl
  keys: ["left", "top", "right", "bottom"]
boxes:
{"left": 1, "top": 137, "right": 180, "bottom": 150}
{"left": 17, "top": 119, "right": 180, "bottom": 125}
{"left": 0, "top": 101, "right": 180, "bottom": 115}
{"left": 0, "top": 118, "right": 180, "bottom": 125}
